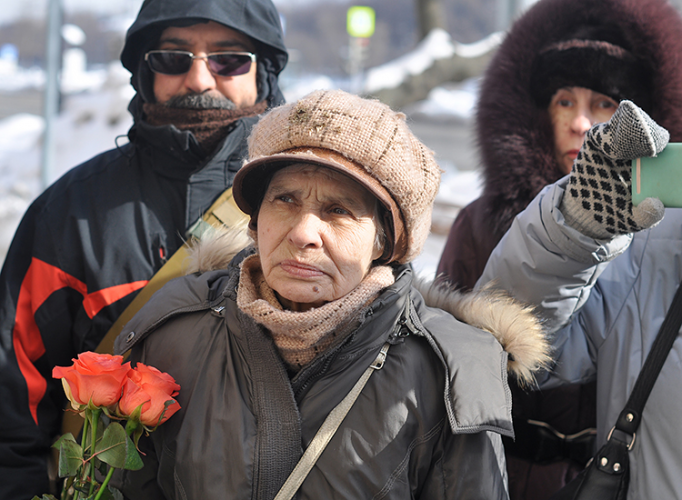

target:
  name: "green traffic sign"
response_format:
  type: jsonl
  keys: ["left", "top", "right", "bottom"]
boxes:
{"left": 347, "top": 6, "right": 375, "bottom": 38}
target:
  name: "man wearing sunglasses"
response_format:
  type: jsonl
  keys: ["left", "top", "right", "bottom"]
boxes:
{"left": 0, "top": 0, "right": 287, "bottom": 498}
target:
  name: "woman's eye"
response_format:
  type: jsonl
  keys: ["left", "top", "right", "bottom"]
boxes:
{"left": 597, "top": 100, "right": 617, "bottom": 109}
{"left": 276, "top": 194, "right": 294, "bottom": 203}
{"left": 330, "top": 206, "right": 351, "bottom": 216}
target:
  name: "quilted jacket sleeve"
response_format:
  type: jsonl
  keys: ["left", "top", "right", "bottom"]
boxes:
{"left": 476, "top": 178, "right": 633, "bottom": 387}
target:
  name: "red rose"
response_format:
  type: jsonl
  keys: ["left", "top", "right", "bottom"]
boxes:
{"left": 52, "top": 352, "right": 131, "bottom": 409}
{"left": 118, "top": 363, "right": 181, "bottom": 427}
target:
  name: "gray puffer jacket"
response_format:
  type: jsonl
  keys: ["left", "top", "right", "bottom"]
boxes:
{"left": 113, "top": 234, "right": 548, "bottom": 499}
{"left": 479, "top": 177, "right": 682, "bottom": 499}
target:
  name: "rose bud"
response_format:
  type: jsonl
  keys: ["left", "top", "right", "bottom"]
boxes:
{"left": 118, "top": 363, "right": 181, "bottom": 428}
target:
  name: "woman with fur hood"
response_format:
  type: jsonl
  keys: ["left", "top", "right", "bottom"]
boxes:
{"left": 111, "top": 90, "right": 549, "bottom": 499}
{"left": 436, "top": 0, "right": 682, "bottom": 498}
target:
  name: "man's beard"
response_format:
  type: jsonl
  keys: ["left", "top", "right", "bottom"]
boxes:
{"left": 164, "top": 92, "right": 237, "bottom": 110}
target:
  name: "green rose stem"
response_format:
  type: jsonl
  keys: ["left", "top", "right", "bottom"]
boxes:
{"left": 94, "top": 469, "right": 115, "bottom": 500}
{"left": 88, "top": 408, "right": 102, "bottom": 498}
{"left": 69, "top": 412, "right": 89, "bottom": 500}
{"left": 92, "top": 417, "right": 141, "bottom": 500}
{"left": 124, "top": 416, "right": 141, "bottom": 438}
{"left": 69, "top": 408, "right": 92, "bottom": 500}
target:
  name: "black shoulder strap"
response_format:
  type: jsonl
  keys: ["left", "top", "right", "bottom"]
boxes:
{"left": 615, "top": 281, "right": 682, "bottom": 435}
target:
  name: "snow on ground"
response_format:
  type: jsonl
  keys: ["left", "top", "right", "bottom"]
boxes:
{"left": 0, "top": 30, "right": 486, "bottom": 276}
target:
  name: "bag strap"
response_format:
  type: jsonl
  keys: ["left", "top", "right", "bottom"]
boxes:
{"left": 613, "top": 280, "right": 682, "bottom": 438}
{"left": 94, "top": 187, "right": 246, "bottom": 355}
{"left": 273, "top": 343, "right": 391, "bottom": 500}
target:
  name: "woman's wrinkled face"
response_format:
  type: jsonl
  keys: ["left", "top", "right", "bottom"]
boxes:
{"left": 257, "top": 164, "right": 383, "bottom": 312}
{"left": 549, "top": 86, "right": 619, "bottom": 174}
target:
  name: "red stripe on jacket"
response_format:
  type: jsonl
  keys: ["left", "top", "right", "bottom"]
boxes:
{"left": 12, "top": 258, "right": 148, "bottom": 424}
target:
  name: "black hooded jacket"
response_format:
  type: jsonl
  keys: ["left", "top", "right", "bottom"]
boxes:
{"left": 0, "top": 1, "right": 286, "bottom": 498}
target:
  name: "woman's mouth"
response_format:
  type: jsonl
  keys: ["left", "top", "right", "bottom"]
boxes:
{"left": 279, "top": 260, "right": 324, "bottom": 278}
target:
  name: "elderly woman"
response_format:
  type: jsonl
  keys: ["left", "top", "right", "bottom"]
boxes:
{"left": 113, "top": 90, "right": 549, "bottom": 499}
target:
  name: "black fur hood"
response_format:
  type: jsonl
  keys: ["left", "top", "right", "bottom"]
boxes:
{"left": 477, "top": 0, "right": 682, "bottom": 233}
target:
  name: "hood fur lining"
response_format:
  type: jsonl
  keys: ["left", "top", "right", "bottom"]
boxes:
{"left": 184, "top": 220, "right": 253, "bottom": 275}
{"left": 415, "top": 278, "right": 551, "bottom": 387}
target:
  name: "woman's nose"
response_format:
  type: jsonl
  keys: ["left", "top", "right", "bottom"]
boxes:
{"left": 571, "top": 111, "right": 593, "bottom": 136}
{"left": 182, "top": 56, "right": 217, "bottom": 94}
{"left": 288, "top": 213, "right": 324, "bottom": 249}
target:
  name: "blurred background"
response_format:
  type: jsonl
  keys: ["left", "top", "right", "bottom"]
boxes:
{"left": 1, "top": 0, "right": 681, "bottom": 276}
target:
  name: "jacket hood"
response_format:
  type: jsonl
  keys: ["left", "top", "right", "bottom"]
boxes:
{"left": 120, "top": 0, "right": 287, "bottom": 107}
{"left": 186, "top": 226, "right": 550, "bottom": 386}
{"left": 477, "top": 0, "right": 682, "bottom": 233}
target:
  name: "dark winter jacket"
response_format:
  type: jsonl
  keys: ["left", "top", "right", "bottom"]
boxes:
{"left": 0, "top": 1, "right": 287, "bottom": 498}
{"left": 436, "top": 0, "right": 682, "bottom": 498}
{"left": 112, "top": 232, "right": 549, "bottom": 499}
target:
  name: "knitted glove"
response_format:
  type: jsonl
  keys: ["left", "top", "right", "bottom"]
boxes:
{"left": 561, "top": 100, "right": 669, "bottom": 239}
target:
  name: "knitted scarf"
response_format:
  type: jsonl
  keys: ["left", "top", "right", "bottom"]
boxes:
{"left": 143, "top": 100, "right": 268, "bottom": 155}
{"left": 237, "top": 254, "right": 395, "bottom": 371}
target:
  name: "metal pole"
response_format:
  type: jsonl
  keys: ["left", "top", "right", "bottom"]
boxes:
{"left": 41, "top": 0, "right": 63, "bottom": 190}
{"left": 348, "top": 36, "right": 360, "bottom": 94}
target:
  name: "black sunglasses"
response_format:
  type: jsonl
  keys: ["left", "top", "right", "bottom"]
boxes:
{"left": 145, "top": 50, "right": 256, "bottom": 77}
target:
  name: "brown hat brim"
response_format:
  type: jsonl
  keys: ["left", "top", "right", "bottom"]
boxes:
{"left": 233, "top": 147, "right": 407, "bottom": 263}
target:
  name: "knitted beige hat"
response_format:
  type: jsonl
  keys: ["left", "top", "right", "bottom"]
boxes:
{"left": 233, "top": 89, "right": 442, "bottom": 264}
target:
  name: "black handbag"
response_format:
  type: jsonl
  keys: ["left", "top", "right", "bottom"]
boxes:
{"left": 549, "top": 281, "right": 682, "bottom": 500}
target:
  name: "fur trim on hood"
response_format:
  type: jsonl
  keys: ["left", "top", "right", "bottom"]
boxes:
{"left": 184, "top": 219, "right": 252, "bottom": 275}
{"left": 415, "top": 279, "right": 550, "bottom": 387}
{"left": 477, "top": 0, "right": 682, "bottom": 234}
{"left": 185, "top": 225, "right": 550, "bottom": 385}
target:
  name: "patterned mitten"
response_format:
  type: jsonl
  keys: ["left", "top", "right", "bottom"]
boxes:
{"left": 561, "top": 100, "right": 669, "bottom": 239}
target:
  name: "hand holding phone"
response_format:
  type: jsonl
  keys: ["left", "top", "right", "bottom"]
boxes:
{"left": 632, "top": 142, "right": 682, "bottom": 207}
